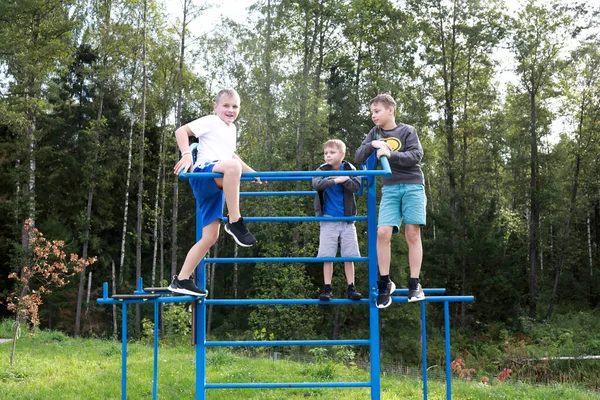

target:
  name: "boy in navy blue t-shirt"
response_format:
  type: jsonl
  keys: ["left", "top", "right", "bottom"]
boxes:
{"left": 312, "top": 139, "right": 362, "bottom": 301}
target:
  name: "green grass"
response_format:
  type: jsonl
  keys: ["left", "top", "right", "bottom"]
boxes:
{"left": 1, "top": 330, "right": 599, "bottom": 400}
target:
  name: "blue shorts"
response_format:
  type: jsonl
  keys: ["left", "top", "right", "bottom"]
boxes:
{"left": 189, "top": 162, "right": 224, "bottom": 229}
{"left": 378, "top": 184, "right": 426, "bottom": 233}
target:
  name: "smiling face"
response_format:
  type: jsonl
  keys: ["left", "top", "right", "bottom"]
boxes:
{"left": 214, "top": 93, "right": 240, "bottom": 126}
{"left": 370, "top": 101, "right": 396, "bottom": 130}
{"left": 324, "top": 145, "right": 345, "bottom": 169}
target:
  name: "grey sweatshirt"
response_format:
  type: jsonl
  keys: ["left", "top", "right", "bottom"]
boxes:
{"left": 354, "top": 124, "right": 424, "bottom": 186}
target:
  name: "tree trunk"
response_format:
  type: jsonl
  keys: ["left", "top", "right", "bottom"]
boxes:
{"left": 528, "top": 90, "right": 539, "bottom": 319}
{"left": 75, "top": 97, "right": 102, "bottom": 338}
{"left": 119, "top": 117, "right": 135, "bottom": 286}
{"left": 135, "top": 0, "right": 148, "bottom": 337}
{"left": 112, "top": 259, "right": 118, "bottom": 341}
{"left": 152, "top": 116, "right": 167, "bottom": 286}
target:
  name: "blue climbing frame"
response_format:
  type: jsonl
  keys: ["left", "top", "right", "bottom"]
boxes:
{"left": 97, "top": 152, "right": 474, "bottom": 400}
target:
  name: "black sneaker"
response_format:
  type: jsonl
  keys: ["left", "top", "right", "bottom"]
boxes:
{"left": 347, "top": 284, "right": 362, "bottom": 300}
{"left": 376, "top": 280, "right": 396, "bottom": 309}
{"left": 168, "top": 275, "right": 208, "bottom": 297}
{"left": 319, "top": 285, "right": 333, "bottom": 301}
{"left": 408, "top": 278, "right": 425, "bottom": 302}
{"left": 225, "top": 217, "right": 256, "bottom": 247}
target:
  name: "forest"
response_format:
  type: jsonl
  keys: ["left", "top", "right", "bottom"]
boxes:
{"left": 1, "top": 0, "right": 600, "bottom": 367}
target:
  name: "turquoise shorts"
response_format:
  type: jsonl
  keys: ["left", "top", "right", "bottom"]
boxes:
{"left": 378, "top": 184, "right": 426, "bottom": 233}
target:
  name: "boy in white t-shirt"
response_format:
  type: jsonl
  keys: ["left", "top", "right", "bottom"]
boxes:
{"left": 169, "top": 88, "right": 259, "bottom": 296}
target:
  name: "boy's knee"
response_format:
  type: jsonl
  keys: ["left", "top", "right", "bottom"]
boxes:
{"left": 405, "top": 226, "right": 421, "bottom": 244}
{"left": 377, "top": 227, "right": 392, "bottom": 243}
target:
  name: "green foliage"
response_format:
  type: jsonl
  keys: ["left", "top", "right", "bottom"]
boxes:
{"left": 162, "top": 303, "right": 192, "bottom": 344}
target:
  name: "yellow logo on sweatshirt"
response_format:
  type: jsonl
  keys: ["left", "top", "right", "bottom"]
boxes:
{"left": 382, "top": 137, "right": 401, "bottom": 151}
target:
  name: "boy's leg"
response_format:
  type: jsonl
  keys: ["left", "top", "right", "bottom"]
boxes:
{"left": 169, "top": 220, "right": 220, "bottom": 296}
{"left": 319, "top": 262, "right": 334, "bottom": 301}
{"left": 405, "top": 224, "right": 422, "bottom": 279}
{"left": 212, "top": 159, "right": 242, "bottom": 222}
{"left": 343, "top": 262, "right": 354, "bottom": 285}
{"left": 323, "top": 262, "right": 334, "bottom": 285}
{"left": 178, "top": 221, "right": 220, "bottom": 278}
{"left": 213, "top": 159, "right": 256, "bottom": 246}
{"left": 339, "top": 223, "right": 361, "bottom": 300}
{"left": 376, "top": 226, "right": 394, "bottom": 276}
{"left": 405, "top": 224, "right": 424, "bottom": 302}
{"left": 375, "top": 225, "right": 396, "bottom": 308}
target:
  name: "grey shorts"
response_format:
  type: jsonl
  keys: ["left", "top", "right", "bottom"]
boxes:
{"left": 317, "top": 221, "right": 361, "bottom": 258}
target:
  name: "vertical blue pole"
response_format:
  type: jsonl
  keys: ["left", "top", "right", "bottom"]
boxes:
{"left": 444, "top": 301, "right": 451, "bottom": 400}
{"left": 153, "top": 301, "right": 159, "bottom": 400}
{"left": 195, "top": 200, "right": 207, "bottom": 400}
{"left": 122, "top": 303, "right": 128, "bottom": 400}
{"left": 367, "top": 169, "right": 381, "bottom": 400}
{"left": 421, "top": 301, "right": 428, "bottom": 400}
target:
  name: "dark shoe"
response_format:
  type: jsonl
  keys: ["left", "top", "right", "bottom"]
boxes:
{"left": 347, "top": 284, "right": 362, "bottom": 300}
{"left": 376, "top": 280, "right": 396, "bottom": 309}
{"left": 408, "top": 278, "right": 425, "bottom": 302}
{"left": 319, "top": 285, "right": 333, "bottom": 301}
{"left": 225, "top": 217, "right": 256, "bottom": 247}
{"left": 168, "top": 275, "right": 208, "bottom": 297}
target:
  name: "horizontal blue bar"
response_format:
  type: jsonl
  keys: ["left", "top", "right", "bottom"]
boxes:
{"left": 392, "top": 295, "right": 474, "bottom": 303}
{"left": 241, "top": 191, "right": 316, "bottom": 197}
{"left": 205, "top": 257, "right": 368, "bottom": 263}
{"left": 205, "top": 382, "right": 371, "bottom": 389}
{"left": 97, "top": 295, "right": 203, "bottom": 305}
{"left": 206, "top": 340, "right": 369, "bottom": 347}
{"left": 223, "top": 216, "right": 367, "bottom": 223}
{"left": 206, "top": 299, "right": 369, "bottom": 305}
{"left": 181, "top": 169, "right": 389, "bottom": 180}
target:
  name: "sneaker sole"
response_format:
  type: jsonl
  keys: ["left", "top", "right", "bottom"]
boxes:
{"left": 408, "top": 293, "right": 425, "bottom": 303}
{"left": 224, "top": 224, "right": 255, "bottom": 247}
{"left": 168, "top": 286, "right": 208, "bottom": 297}
{"left": 376, "top": 281, "right": 396, "bottom": 308}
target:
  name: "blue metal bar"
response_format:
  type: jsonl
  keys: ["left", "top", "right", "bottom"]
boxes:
{"left": 132, "top": 287, "right": 447, "bottom": 295}
{"left": 97, "top": 289, "right": 452, "bottom": 306}
{"left": 367, "top": 168, "right": 380, "bottom": 400}
{"left": 205, "top": 382, "right": 371, "bottom": 389}
{"left": 240, "top": 191, "right": 316, "bottom": 197}
{"left": 392, "top": 296, "right": 474, "bottom": 303}
{"left": 421, "top": 301, "right": 428, "bottom": 400}
{"left": 181, "top": 169, "right": 390, "bottom": 180}
{"left": 445, "top": 301, "right": 452, "bottom": 400}
{"left": 152, "top": 300, "right": 158, "bottom": 400}
{"left": 97, "top": 296, "right": 204, "bottom": 305}
{"left": 205, "top": 256, "right": 368, "bottom": 263}
{"left": 206, "top": 299, "right": 369, "bottom": 305}
{"left": 121, "top": 303, "right": 127, "bottom": 400}
{"left": 222, "top": 216, "right": 368, "bottom": 223}
{"left": 206, "top": 340, "right": 369, "bottom": 347}
{"left": 196, "top": 203, "right": 207, "bottom": 400}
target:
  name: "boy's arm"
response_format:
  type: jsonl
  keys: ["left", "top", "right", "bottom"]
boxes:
{"left": 173, "top": 125, "right": 195, "bottom": 174}
{"left": 354, "top": 129, "right": 377, "bottom": 164}
{"left": 341, "top": 163, "right": 361, "bottom": 193}
{"left": 312, "top": 166, "right": 336, "bottom": 191}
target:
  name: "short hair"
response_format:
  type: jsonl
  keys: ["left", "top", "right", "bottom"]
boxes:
{"left": 215, "top": 88, "right": 239, "bottom": 104}
{"left": 323, "top": 139, "right": 346, "bottom": 153}
{"left": 369, "top": 93, "right": 396, "bottom": 110}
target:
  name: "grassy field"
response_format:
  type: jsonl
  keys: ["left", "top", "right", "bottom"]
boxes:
{"left": 1, "top": 329, "right": 599, "bottom": 400}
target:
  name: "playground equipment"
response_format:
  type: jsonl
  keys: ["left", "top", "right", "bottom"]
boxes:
{"left": 97, "top": 151, "right": 474, "bottom": 400}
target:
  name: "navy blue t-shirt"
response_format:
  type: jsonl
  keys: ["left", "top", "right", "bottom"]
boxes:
{"left": 323, "top": 165, "right": 345, "bottom": 217}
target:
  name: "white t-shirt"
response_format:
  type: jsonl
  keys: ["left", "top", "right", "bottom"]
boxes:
{"left": 186, "top": 114, "right": 237, "bottom": 169}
